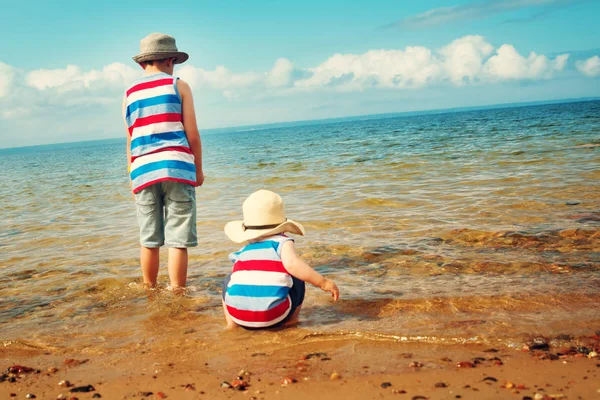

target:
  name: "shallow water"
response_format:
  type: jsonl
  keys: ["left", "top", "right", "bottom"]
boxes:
{"left": 1, "top": 101, "right": 599, "bottom": 353}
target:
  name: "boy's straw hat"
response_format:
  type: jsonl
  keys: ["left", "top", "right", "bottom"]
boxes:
{"left": 225, "top": 190, "right": 305, "bottom": 243}
{"left": 132, "top": 33, "right": 189, "bottom": 64}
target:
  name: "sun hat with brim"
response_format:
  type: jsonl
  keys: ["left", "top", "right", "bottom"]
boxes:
{"left": 225, "top": 189, "right": 305, "bottom": 243}
{"left": 132, "top": 33, "right": 189, "bottom": 64}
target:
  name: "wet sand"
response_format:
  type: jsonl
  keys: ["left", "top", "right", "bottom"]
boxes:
{"left": 2, "top": 333, "right": 599, "bottom": 399}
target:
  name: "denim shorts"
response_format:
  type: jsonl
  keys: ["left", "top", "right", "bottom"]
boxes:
{"left": 134, "top": 181, "right": 197, "bottom": 248}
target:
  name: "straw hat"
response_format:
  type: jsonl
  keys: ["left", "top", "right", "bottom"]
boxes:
{"left": 225, "top": 190, "right": 305, "bottom": 243}
{"left": 132, "top": 33, "right": 189, "bottom": 64}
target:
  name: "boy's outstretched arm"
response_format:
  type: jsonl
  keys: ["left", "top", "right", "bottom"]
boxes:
{"left": 177, "top": 80, "right": 204, "bottom": 187}
{"left": 281, "top": 240, "right": 339, "bottom": 301}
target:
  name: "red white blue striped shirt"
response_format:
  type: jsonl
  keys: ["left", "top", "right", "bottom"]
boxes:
{"left": 225, "top": 235, "right": 294, "bottom": 328}
{"left": 125, "top": 73, "right": 196, "bottom": 193}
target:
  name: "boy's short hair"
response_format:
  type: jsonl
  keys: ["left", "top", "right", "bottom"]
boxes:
{"left": 141, "top": 58, "right": 173, "bottom": 67}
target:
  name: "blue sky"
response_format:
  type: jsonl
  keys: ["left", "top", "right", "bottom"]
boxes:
{"left": 1, "top": 0, "right": 599, "bottom": 147}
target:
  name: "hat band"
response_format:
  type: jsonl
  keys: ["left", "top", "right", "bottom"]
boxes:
{"left": 242, "top": 219, "right": 287, "bottom": 231}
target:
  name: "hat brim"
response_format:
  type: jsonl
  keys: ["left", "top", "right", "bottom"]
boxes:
{"left": 224, "top": 219, "right": 305, "bottom": 243}
{"left": 132, "top": 51, "right": 189, "bottom": 64}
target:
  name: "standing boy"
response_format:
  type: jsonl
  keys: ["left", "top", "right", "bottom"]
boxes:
{"left": 124, "top": 33, "right": 204, "bottom": 291}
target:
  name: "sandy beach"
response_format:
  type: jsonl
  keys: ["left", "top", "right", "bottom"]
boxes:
{"left": 2, "top": 332, "right": 600, "bottom": 399}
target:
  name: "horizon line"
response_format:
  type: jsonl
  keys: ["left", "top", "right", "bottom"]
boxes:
{"left": 2, "top": 96, "right": 599, "bottom": 151}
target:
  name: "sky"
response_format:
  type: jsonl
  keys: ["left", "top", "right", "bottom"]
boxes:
{"left": 0, "top": 0, "right": 599, "bottom": 147}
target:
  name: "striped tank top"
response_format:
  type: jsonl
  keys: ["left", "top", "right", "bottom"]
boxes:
{"left": 225, "top": 235, "right": 294, "bottom": 328}
{"left": 125, "top": 73, "right": 196, "bottom": 193}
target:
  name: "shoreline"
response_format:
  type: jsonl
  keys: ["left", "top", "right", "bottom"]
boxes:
{"left": 2, "top": 334, "right": 599, "bottom": 399}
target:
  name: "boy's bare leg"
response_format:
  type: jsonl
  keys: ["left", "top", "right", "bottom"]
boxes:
{"left": 222, "top": 300, "right": 237, "bottom": 330}
{"left": 284, "top": 305, "right": 302, "bottom": 325}
{"left": 140, "top": 246, "right": 160, "bottom": 287}
{"left": 168, "top": 247, "right": 188, "bottom": 289}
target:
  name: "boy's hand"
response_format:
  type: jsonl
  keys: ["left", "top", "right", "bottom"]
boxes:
{"left": 196, "top": 170, "right": 205, "bottom": 187}
{"left": 320, "top": 278, "right": 339, "bottom": 301}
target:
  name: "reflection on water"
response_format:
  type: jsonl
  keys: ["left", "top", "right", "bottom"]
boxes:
{"left": 0, "top": 101, "right": 599, "bottom": 352}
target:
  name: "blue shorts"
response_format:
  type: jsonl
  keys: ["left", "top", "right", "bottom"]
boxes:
{"left": 134, "top": 181, "right": 197, "bottom": 248}
{"left": 222, "top": 274, "right": 305, "bottom": 328}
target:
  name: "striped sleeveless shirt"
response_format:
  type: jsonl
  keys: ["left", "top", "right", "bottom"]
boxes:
{"left": 125, "top": 73, "right": 196, "bottom": 193}
{"left": 225, "top": 235, "right": 294, "bottom": 328}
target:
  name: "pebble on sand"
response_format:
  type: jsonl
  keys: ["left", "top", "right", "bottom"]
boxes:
{"left": 456, "top": 361, "right": 476, "bottom": 368}
{"left": 380, "top": 382, "right": 392, "bottom": 388}
{"left": 63, "top": 359, "right": 88, "bottom": 368}
{"left": 69, "top": 385, "right": 95, "bottom": 393}
{"left": 434, "top": 382, "right": 447, "bottom": 388}
{"left": 231, "top": 379, "right": 249, "bottom": 390}
{"left": 330, "top": 372, "right": 341, "bottom": 380}
{"left": 281, "top": 377, "right": 297, "bottom": 385}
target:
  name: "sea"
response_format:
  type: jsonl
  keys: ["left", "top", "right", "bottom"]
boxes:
{"left": 1, "top": 100, "right": 599, "bottom": 355}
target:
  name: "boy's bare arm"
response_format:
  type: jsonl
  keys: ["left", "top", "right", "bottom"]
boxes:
{"left": 177, "top": 79, "right": 204, "bottom": 187}
{"left": 281, "top": 240, "right": 339, "bottom": 301}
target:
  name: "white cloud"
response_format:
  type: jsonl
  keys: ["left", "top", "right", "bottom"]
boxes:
{"left": 483, "top": 45, "right": 568, "bottom": 80}
{"left": 1, "top": 34, "right": 596, "bottom": 147}
{"left": 389, "top": 0, "right": 580, "bottom": 29}
{"left": 295, "top": 36, "right": 568, "bottom": 91}
{"left": 576, "top": 55, "right": 600, "bottom": 77}
{"left": 26, "top": 63, "right": 139, "bottom": 92}
{"left": 0, "top": 35, "right": 575, "bottom": 113}
{"left": 0, "top": 62, "right": 17, "bottom": 98}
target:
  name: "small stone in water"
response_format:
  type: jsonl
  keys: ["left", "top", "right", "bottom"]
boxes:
{"left": 527, "top": 338, "right": 549, "bottom": 351}
{"left": 434, "top": 382, "right": 447, "bottom": 388}
{"left": 330, "top": 372, "right": 341, "bottom": 380}
{"left": 380, "top": 382, "right": 392, "bottom": 388}
{"left": 565, "top": 202, "right": 580, "bottom": 206}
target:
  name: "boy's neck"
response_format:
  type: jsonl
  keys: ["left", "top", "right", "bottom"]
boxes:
{"left": 143, "top": 65, "right": 174, "bottom": 76}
